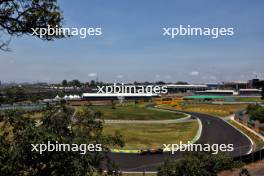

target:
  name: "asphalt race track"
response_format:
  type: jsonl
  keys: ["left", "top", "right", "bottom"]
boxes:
{"left": 107, "top": 109, "right": 252, "bottom": 172}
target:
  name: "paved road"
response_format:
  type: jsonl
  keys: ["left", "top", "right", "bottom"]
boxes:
{"left": 107, "top": 109, "right": 252, "bottom": 172}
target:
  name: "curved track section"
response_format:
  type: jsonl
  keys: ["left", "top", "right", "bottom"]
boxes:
{"left": 107, "top": 109, "right": 252, "bottom": 172}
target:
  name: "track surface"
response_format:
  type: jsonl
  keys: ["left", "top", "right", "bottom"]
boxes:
{"left": 107, "top": 109, "right": 252, "bottom": 172}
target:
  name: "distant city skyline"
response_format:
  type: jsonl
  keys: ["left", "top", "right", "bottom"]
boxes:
{"left": 0, "top": 0, "right": 264, "bottom": 83}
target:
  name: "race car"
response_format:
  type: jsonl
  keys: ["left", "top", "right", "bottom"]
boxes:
{"left": 140, "top": 148, "right": 163, "bottom": 155}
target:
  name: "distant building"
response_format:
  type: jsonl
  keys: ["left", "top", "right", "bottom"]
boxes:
{"left": 205, "top": 83, "right": 223, "bottom": 89}
{"left": 223, "top": 81, "right": 249, "bottom": 91}
{"left": 238, "top": 89, "right": 261, "bottom": 96}
{"left": 195, "top": 89, "right": 237, "bottom": 96}
{"left": 223, "top": 79, "right": 264, "bottom": 91}
{"left": 249, "top": 79, "right": 264, "bottom": 89}
{"left": 195, "top": 88, "right": 261, "bottom": 96}
{"left": 166, "top": 84, "right": 208, "bottom": 93}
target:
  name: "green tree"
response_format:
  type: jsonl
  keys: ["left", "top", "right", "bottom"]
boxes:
{"left": 0, "top": 92, "right": 5, "bottom": 103}
{"left": 247, "top": 104, "right": 264, "bottom": 123}
{"left": 69, "top": 79, "right": 81, "bottom": 87}
{"left": 250, "top": 107, "right": 264, "bottom": 123}
{"left": 15, "top": 87, "right": 26, "bottom": 101}
{"left": 62, "top": 80, "right": 68, "bottom": 87}
{"left": 0, "top": 0, "right": 64, "bottom": 51}
{"left": 247, "top": 104, "right": 260, "bottom": 115}
{"left": 0, "top": 106, "right": 123, "bottom": 175}
{"left": 155, "top": 81, "right": 166, "bottom": 85}
{"left": 158, "top": 151, "right": 237, "bottom": 176}
{"left": 90, "top": 80, "right": 96, "bottom": 87}
{"left": 175, "top": 81, "right": 188, "bottom": 85}
{"left": 261, "top": 85, "right": 264, "bottom": 100}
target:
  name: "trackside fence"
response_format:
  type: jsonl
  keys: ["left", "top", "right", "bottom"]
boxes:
{"left": 233, "top": 147, "right": 264, "bottom": 164}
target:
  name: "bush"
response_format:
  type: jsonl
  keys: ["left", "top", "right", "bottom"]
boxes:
{"left": 0, "top": 106, "right": 123, "bottom": 175}
{"left": 247, "top": 104, "right": 264, "bottom": 123}
{"left": 158, "top": 151, "right": 238, "bottom": 176}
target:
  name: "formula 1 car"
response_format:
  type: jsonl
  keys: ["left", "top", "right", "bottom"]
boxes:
{"left": 140, "top": 148, "right": 163, "bottom": 155}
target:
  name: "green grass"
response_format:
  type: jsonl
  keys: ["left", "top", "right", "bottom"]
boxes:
{"left": 90, "top": 105, "right": 187, "bottom": 120}
{"left": 24, "top": 111, "right": 45, "bottom": 119}
{"left": 228, "top": 120, "right": 264, "bottom": 151}
{"left": 103, "top": 121, "right": 199, "bottom": 149}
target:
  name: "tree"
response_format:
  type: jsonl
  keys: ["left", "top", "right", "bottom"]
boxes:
{"left": 90, "top": 80, "right": 96, "bottom": 87}
{"left": 0, "top": 106, "right": 123, "bottom": 175}
{"left": 175, "top": 81, "right": 188, "bottom": 85}
{"left": 155, "top": 81, "right": 166, "bottom": 85}
{"left": 69, "top": 79, "right": 81, "bottom": 87}
{"left": 250, "top": 107, "right": 264, "bottom": 123}
{"left": 14, "top": 87, "right": 26, "bottom": 101}
{"left": 247, "top": 104, "right": 261, "bottom": 115}
{"left": 62, "top": 79, "right": 68, "bottom": 87}
{"left": 247, "top": 104, "right": 264, "bottom": 123}
{"left": 0, "top": 0, "right": 64, "bottom": 51}
{"left": 0, "top": 95, "right": 3, "bottom": 103}
{"left": 261, "top": 85, "right": 264, "bottom": 100}
{"left": 158, "top": 151, "right": 238, "bottom": 176}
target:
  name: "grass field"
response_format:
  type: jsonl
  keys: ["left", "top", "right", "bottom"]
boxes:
{"left": 24, "top": 111, "right": 45, "bottom": 119}
{"left": 103, "top": 121, "right": 199, "bottom": 149}
{"left": 90, "top": 105, "right": 187, "bottom": 120}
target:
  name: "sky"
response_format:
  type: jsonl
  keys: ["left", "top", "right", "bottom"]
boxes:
{"left": 0, "top": 0, "right": 264, "bottom": 84}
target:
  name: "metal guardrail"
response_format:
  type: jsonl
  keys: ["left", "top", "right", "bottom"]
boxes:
{"left": 232, "top": 112, "right": 264, "bottom": 164}
{"left": 233, "top": 147, "right": 264, "bottom": 164}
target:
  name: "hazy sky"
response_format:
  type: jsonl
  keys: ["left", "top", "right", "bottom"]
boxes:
{"left": 0, "top": 0, "right": 264, "bottom": 83}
